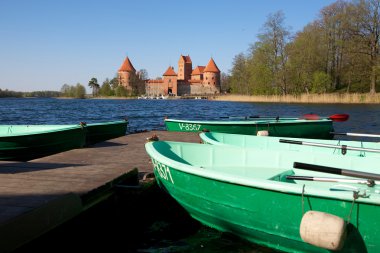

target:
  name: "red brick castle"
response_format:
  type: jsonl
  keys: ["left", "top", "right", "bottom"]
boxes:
{"left": 118, "top": 55, "right": 221, "bottom": 96}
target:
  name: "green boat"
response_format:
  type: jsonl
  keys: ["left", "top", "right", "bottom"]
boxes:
{"left": 0, "top": 124, "right": 86, "bottom": 161}
{"left": 84, "top": 119, "right": 129, "bottom": 145}
{"left": 200, "top": 132, "right": 380, "bottom": 157}
{"left": 145, "top": 140, "right": 380, "bottom": 253}
{"left": 164, "top": 117, "right": 335, "bottom": 139}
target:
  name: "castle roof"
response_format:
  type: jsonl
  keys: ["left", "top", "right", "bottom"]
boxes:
{"left": 179, "top": 54, "right": 192, "bottom": 63}
{"left": 118, "top": 57, "right": 136, "bottom": 72}
{"left": 163, "top": 66, "right": 177, "bottom": 76}
{"left": 204, "top": 58, "right": 220, "bottom": 73}
{"left": 191, "top": 66, "right": 205, "bottom": 75}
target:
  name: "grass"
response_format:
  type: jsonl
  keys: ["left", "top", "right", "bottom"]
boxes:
{"left": 210, "top": 93, "right": 380, "bottom": 104}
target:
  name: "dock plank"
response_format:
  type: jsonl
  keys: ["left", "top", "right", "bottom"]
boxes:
{"left": 0, "top": 130, "right": 199, "bottom": 253}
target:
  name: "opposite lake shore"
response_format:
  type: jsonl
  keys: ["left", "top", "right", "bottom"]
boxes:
{"left": 55, "top": 92, "right": 380, "bottom": 104}
{"left": 210, "top": 93, "right": 380, "bottom": 104}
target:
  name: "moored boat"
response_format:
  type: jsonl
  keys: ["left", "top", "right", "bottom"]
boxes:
{"left": 164, "top": 115, "right": 341, "bottom": 139}
{"left": 145, "top": 140, "right": 380, "bottom": 252}
{"left": 200, "top": 132, "right": 380, "bottom": 157}
{"left": 84, "top": 119, "right": 128, "bottom": 145}
{"left": 0, "top": 124, "right": 86, "bottom": 161}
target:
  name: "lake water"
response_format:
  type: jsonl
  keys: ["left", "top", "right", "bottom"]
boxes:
{"left": 4, "top": 98, "right": 380, "bottom": 253}
{"left": 1, "top": 98, "right": 380, "bottom": 137}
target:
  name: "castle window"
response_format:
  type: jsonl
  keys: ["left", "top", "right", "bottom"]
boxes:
{"left": 212, "top": 77, "right": 214, "bottom": 80}
{"left": 214, "top": 82, "right": 216, "bottom": 85}
{"left": 206, "top": 77, "right": 208, "bottom": 80}
{"left": 169, "top": 79, "right": 171, "bottom": 83}
{"left": 208, "top": 82, "right": 210, "bottom": 84}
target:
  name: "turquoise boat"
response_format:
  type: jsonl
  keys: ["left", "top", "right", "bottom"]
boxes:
{"left": 145, "top": 140, "right": 380, "bottom": 253}
{"left": 0, "top": 124, "right": 86, "bottom": 161}
{"left": 200, "top": 132, "right": 380, "bottom": 157}
{"left": 84, "top": 119, "right": 128, "bottom": 145}
{"left": 164, "top": 117, "right": 335, "bottom": 139}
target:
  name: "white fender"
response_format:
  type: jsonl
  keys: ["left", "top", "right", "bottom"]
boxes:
{"left": 257, "top": 130, "right": 269, "bottom": 136}
{"left": 300, "top": 210, "right": 347, "bottom": 250}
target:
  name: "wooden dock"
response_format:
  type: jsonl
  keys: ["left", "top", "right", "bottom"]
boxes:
{"left": 0, "top": 130, "right": 200, "bottom": 253}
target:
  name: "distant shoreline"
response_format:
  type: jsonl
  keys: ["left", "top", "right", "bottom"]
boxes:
{"left": 210, "top": 93, "right": 380, "bottom": 104}
{"left": 3, "top": 93, "right": 380, "bottom": 104}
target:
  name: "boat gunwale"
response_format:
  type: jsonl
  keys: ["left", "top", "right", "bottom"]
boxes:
{"left": 85, "top": 120, "right": 128, "bottom": 127}
{"left": 164, "top": 118, "right": 332, "bottom": 125}
{"left": 0, "top": 125, "right": 85, "bottom": 137}
{"left": 145, "top": 141, "right": 380, "bottom": 205}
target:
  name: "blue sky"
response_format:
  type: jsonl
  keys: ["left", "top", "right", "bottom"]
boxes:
{"left": 0, "top": 0, "right": 337, "bottom": 92}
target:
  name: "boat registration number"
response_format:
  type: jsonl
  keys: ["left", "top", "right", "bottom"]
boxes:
{"left": 178, "top": 123, "right": 201, "bottom": 131}
{"left": 152, "top": 159, "right": 174, "bottom": 184}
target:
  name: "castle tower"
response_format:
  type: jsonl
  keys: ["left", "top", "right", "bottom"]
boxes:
{"left": 177, "top": 55, "right": 192, "bottom": 81}
{"left": 203, "top": 58, "right": 221, "bottom": 93}
{"left": 163, "top": 66, "right": 178, "bottom": 95}
{"left": 118, "top": 57, "right": 136, "bottom": 90}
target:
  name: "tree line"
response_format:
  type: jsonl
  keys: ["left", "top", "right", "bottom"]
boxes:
{"left": 0, "top": 89, "right": 61, "bottom": 98}
{"left": 224, "top": 0, "right": 380, "bottom": 95}
{"left": 84, "top": 70, "right": 148, "bottom": 97}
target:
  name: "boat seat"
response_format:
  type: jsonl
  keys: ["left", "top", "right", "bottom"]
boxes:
{"left": 206, "top": 166, "right": 292, "bottom": 180}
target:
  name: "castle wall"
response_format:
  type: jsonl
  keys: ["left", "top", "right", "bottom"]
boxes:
{"left": 177, "top": 83, "right": 220, "bottom": 95}
{"left": 146, "top": 82, "right": 166, "bottom": 96}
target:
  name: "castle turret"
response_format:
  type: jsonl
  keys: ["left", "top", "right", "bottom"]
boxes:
{"left": 203, "top": 58, "right": 221, "bottom": 93}
{"left": 118, "top": 57, "right": 136, "bottom": 90}
{"left": 177, "top": 55, "right": 192, "bottom": 81}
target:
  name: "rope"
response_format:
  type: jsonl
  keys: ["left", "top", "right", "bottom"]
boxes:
{"left": 346, "top": 191, "right": 359, "bottom": 224}
{"left": 301, "top": 184, "right": 305, "bottom": 215}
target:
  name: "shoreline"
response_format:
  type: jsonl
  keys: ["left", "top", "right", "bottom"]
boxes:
{"left": 209, "top": 93, "right": 380, "bottom": 104}
{"left": 5, "top": 92, "right": 380, "bottom": 104}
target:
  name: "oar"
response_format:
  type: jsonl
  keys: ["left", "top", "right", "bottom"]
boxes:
{"left": 286, "top": 175, "right": 375, "bottom": 187}
{"left": 331, "top": 132, "right": 380, "bottom": 138}
{"left": 279, "top": 139, "right": 380, "bottom": 154}
{"left": 293, "top": 162, "right": 380, "bottom": 181}
{"left": 302, "top": 113, "right": 349, "bottom": 122}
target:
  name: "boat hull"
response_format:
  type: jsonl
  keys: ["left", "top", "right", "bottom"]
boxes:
{"left": 165, "top": 119, "right": 334, "bottom": 139}
{"left": 0, "top": 125, "right": 86, "bottom": 161}
{"left": 85, "top": 120, "right": 128, "bottom": 145}
{"left": 146, "top": 141, "right": 380, "bottom": 253}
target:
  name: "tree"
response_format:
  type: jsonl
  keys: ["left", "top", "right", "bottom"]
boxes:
{"left": 318, "top": 1, "right": 349, "bottom": 90}
{"left": 60, "top": 84, "right": 71, "bottom": 96}
{"left": 130, "top": 69, "right": 148, "bottom": 96}
{"left": 346, "top": 0, "right": 380, "bottom": 93}
{"left": 75, "top": 83, "right": 86, "bottom": 98}
{"left": 220, "top": 72, "right": 231, "bottom": 93}
{"left": 228, "top": 53, "right": 249, "bottom": 94}
{"left": 115, "top": 86, "right": 128, "bottom": 97}
{"left": 257, "top": 11, "right": 291, "bottom": 95}
{"left": 88, "top": 77, "right": 100, "bottom": 96}
{"left": 287, "top": 22, "right": 328, "bottom": 93}
{"left": 247, "top": 43, "right": 275, "bottom": 94}
{"left": 312, "top": 71, "right": 332, "bottom": 93}
{"left": 99, "top": 78, "right": 113, "bottom": 96}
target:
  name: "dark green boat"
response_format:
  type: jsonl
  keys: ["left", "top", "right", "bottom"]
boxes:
{"left": 145, "top": 140, "right": 380, "bottom": 253}
{"left": 165, "top": 117, "right": 335, "bottom": 139}
{"left": 0, "top": 124, "right": 86, "bottom": 161}
{"left": 84, "top": 119, "right": 129, "bottom": 146}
